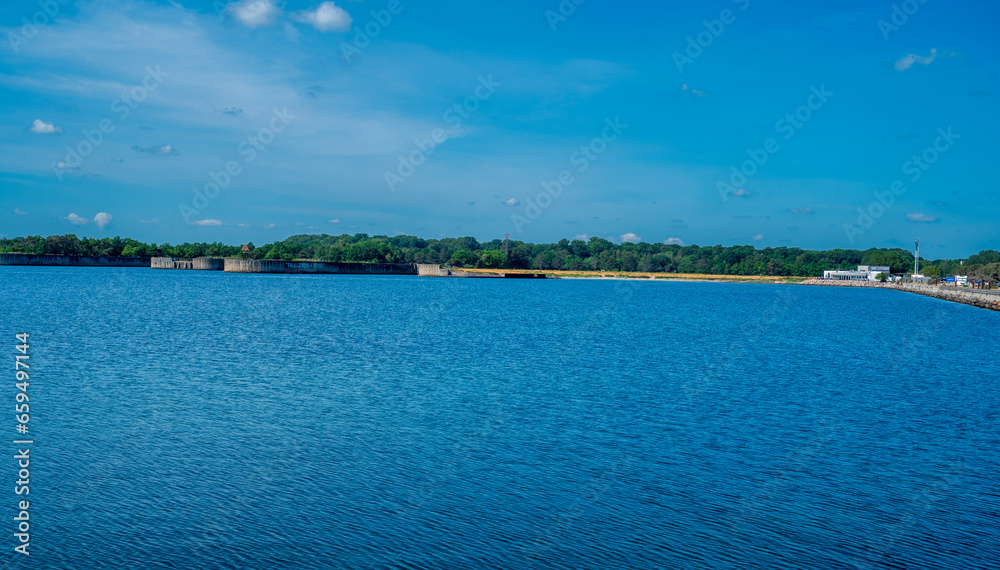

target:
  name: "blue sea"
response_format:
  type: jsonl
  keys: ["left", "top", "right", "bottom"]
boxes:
{"left": 2, "top": 267, "right": 998, "bottom": 569}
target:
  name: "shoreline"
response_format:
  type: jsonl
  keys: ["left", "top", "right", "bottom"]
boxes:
{"left": 454, "top": 267, "right": 807, "bottom": 283}
{"left": 801, "top": 278, "right": 1000, "bottom": 312}
{"left": 2, "top": 254, "right": 995, "bottom": 312}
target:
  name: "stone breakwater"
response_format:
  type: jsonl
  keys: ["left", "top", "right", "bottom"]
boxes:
{"left": 223, "top": 259, "right": 417, "bottom": 275}
{"left": 0, "top": 253, "right": 151, "bottom": 267}
{"left": 802, "top": 279, "right": 1000, "bottom": 312}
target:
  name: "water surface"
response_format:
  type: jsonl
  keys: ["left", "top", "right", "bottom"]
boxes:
{"left": 1, "top": 267, "right": 997, "bottom": 569}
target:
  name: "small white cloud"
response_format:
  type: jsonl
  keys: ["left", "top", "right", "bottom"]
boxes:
{"left": 906, "top": 213, "right": 938, "bottom": 223}
{"left": 131, "top": 144, "right": 179, "bottom": 155}
{"left": 504, "top": 198, "right": 520, "bottom": 206}
{"left": 732, "top": 188, "right": 751, "bottom": 198}
{"left": 895, "top": 48, "right": 937, "bottom": 71}
{"left": 328, "top": 218, "right": 340, "bottom": 224}
{"left": 574, "top": 234, "right": 589, "bottom": 241}
{"left": 138, "top": 218, "right": 159, "bottom": 224}
{"left": 94, "top": 212, "right": 112, "bottom": 229}
{"left": 228, "top": 0, "right": 280, "bottom": 28}
{"left": 752, "top": 234, "right": 764, "bottom": 241}
{"left": 65, "top": 213, "right": 88, "bottom": 225}
{"left": 238, "top": 223, "right": 251, "bottom": 228}
{"left": 14, "top": 208, "right": 28, "bottom": 215}
{"left": 664, "top": 237, "right": 685, "bottom": 246}
{"left": 292, "top": 1, "right": 352, "bottom": 32}
{"left": 620, "top": 232, "right": 642, "bottom": 243}
{"left": 30, "top": 119, "right": 61, "bottom": 134}
{"left": 55, "top": 161, "right": 80, "bottom": 170}
{"left": 263, "top": 223, "right": 276, "bottom": 230}
{"left": 192, "top": 219, "right": 223, "bottom": 226}
{"left": 789, "top": 207, "right": 814, "bottom": 214}
{"left": 681, "top": 83, "right": 710, "bottom": 98}
{"left": 294, "top": 222, "right": 304, "bottom": 226}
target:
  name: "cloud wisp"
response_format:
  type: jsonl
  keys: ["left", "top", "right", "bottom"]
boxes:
{"left": 292, "top": 2, "right": 352, "bottom": 32}
{"left": 227, "top": 0, "right": 280, "bottom": 29}
{"left": 30, "top": 119, "right": 62, "bottom": 134}
{"left": 895, "top": 48, "right": 938, "bottom": 71}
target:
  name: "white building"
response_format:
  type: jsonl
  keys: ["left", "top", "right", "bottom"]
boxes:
{"left": 823, "top": 265, "right": 891, "bottom": 281}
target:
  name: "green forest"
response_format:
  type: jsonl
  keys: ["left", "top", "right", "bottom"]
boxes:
{"left": 1, "top": 233, "right": 998, "bottom": 279}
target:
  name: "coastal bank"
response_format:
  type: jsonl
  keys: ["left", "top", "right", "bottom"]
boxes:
{"left": 0, "top": 254, "right": 550, "bottom": 278}
{"left": 0, "top": 253, "right": 151, "bottom": 267}
{"left": 802, "top": 278, "right": 1000, "bottom": 312}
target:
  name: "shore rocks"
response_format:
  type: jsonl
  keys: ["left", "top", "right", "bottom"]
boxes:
{"left": 802, "top": 279, "right": 1000, "bottom": 312}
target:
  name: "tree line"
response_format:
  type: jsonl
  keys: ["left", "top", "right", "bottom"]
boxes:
{"left": 1, "top": 233, "right": 996, "bottom": 278}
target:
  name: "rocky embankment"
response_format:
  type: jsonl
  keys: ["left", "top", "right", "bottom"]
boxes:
{"left": 802, "top": 279, "right": 1000, "bottom": 312}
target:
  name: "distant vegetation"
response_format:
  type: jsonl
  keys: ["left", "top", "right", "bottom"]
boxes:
{"left": 1, "top": 233, "right": 997, "bottom": 278}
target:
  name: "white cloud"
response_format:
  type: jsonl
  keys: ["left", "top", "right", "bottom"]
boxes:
{"left": 293, "top": 2, "right": 353, "bottom": 32}
{"left": 138, "top": 218, "right": 159, "bottom": 223}
{"left": 192, "top": 219, "right": 223, "bottom": 226}
{"left": 131, "top": 144, "right": 179, "bottom": 155}
{"left": 895, "top": 48, "right": 937, "bottom": 71}
{"left": 328, "top": 219, "right": 340, "bottom": 224}
{"left": 30, "top": 119, "right": 62, "bottom": 134}
{"left": 681, "top": 83, "right": 710, "bottom": 98}
{"left": 664, "top": 237, "right": 685, "bottom": 246}
{"left": 574, "top": 234, "right": 589, "bottom": 241}
{"left": 14, "top": 208, "right": 28, "bottom": 215}
{"left": 731, "top": 188, "right": 751, "bottom": 198}
{"left": 228, "top": 0, "right": 280, "bottom": 29}
{"left": 55, "top": 161, "right": 80, "bottom": 170}
{"left": 752, "top": 234, "right": 764, "bottom": 241}
{"left": 263, "top": 223, "right": 276, "bottom": 229}
{"left": 620, "top": 232, "right": 642, "bottom": 243}
{"left": 66, "top": 213, "right": 88, "bottom": 225}
{"left": 504, "top": 198, "right": 520, "bottom": 206}
{"left": 94, "top": 212, "right": 112, "bottom": 229}
{"left": 906, "top": 213, "right": 938, "bottom": 223}
{"left": 789, "top": 207, "right": 814, "bottom": 214}
{"left": 238, "top": 223, "right": 251, "bottom": 227}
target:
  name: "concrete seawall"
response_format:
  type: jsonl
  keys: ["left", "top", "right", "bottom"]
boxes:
{"left": 152, "top": 257, "right": 224, "bottom": 270}
{"left": 802, "top": 279, "right": 1000, "bottom": 312}
{"left": 224, "top": 259, "right": 418, "bottom": 275}
{"left": 417, "top": 264, "right": 451, "bottom": 277}
{"left": 0, "top": 253, "right": 151, "bottom": 267}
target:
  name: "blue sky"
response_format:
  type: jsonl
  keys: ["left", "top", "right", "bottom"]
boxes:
{"left": 1, "top": 0, "right": 997, "bottom": 257}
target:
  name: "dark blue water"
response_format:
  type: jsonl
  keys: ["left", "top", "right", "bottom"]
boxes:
{"left": 1, "top": 267, "right": 998, "bottom": 569}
